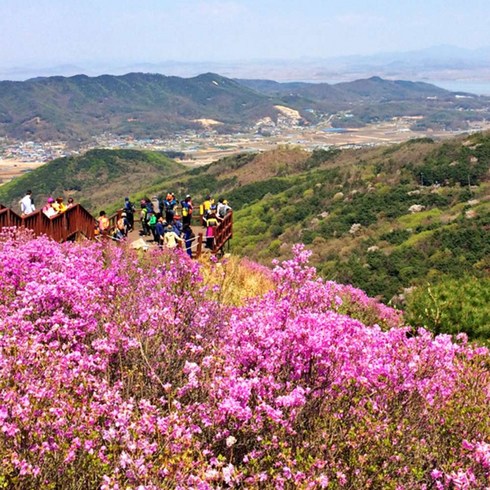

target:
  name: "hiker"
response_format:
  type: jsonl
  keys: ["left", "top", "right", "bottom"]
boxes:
{"left": 150, "top": 196, "right": 161, "bottom": 219}
{"left": 163, "top": 192, "right": 177, "bottom": 224}
{"left": 180, "top": 195, "right": 193, "bottom": 226}
{"left": 201, "top": 194, "right": 214, "bottom": 219}
{"left": 145, "top": 198, "right": 154, "bottom": 215}
{"left": 217, "top": 198, "right": 232, "bottom": 219}
{"left": 148, "top": 212, "right": 158, "bottom": 242}
{"left": 20, "top": 190, "right": 36, "bottom": 216}
{"left": 155, "top": 217, "right": 167, "bottom": 247}
{"left": 204, "top": 209, "right": 219, "bottom": 249}
{"left": 53, "top": 197, "right": 67, "bottom": 214}
{"left": 164, "top": 224, "right": 184, "bottom": 249}
{"left": 172, "top": 214, "right": 183, "bottom": 236}
{"left": 97, "top": 210, "right": 110, "bottom": 236}
{"left": 66, "top": 197, "right": 75, "bottom": 208}
{"left": 42, "top": 197, "right": 57, "bottom": 218}
{"left": 140, "top": 202, "right": 150, "bottom": 236}
{"left": 116, "top": 212, "right": 129, "bottom": 237}
{"left": 124, "top": 197, "right": 135, "bottom": 231}
{"left": 182, "top": 223, "right": 195, "bottom": 258}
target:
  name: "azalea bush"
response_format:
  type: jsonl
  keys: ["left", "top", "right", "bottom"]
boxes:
{"left": 0, "top": 230, "right": 488, "bottom": 489}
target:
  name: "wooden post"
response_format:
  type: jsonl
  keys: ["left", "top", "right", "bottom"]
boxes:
{"left": 196, "top": 232, "right": 203, "bottom": 258}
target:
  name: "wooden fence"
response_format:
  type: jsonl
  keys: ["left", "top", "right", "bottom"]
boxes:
{"left": 0, "top": 204, "right": 121, "bottom": 242}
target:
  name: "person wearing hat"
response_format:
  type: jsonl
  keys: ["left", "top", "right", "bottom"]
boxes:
{"left": 164, "top": 224, "right": 184, "bottom": 249}
{"left": 219, "top": 199, "right": 231, "bottom": 219}
{"left": 42, "top": 197, "right": 57, "bottom": 218}
{"left": 116, "top": 212, "right": 129, "bottom": 238}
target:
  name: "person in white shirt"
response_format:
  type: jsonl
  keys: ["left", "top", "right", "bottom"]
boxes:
{"left": 20, "top": 190, "right": 35, "bottom": 215}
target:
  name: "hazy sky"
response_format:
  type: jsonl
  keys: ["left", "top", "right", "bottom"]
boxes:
{"left": 1, "top": 0, "right": 489, "bottom": 67}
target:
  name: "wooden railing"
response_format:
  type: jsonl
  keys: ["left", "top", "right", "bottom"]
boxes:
{"left": 191, "top": 211, "right": 233, "bottom": 257}
{"left": 212, "top": 211, "right": 233, "bottom": 254}
{"left": 0, "top": 205, "right": 23, "bottom": 230}
{"left": 0, "top": 204, "right": 121, "bottom": 243}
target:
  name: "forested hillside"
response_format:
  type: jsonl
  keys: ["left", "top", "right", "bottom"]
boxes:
{"left": 0, "top": 73, "right": 280, "bottom": 140}
{"left": 229, "top": 137, "right": 489, "bottom": 298}
{"left": 237, "top": 76, "right": 490, "bottom": 130}
{"left": 2, "top": 133, "right": 489, "bottom": 338}
{"left": 127, "top": 132, "right": 490, "bottom": 337}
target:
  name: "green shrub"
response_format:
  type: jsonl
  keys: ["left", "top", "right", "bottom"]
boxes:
{"left": 404, "top": 276, "right": 490, "bottom": 340}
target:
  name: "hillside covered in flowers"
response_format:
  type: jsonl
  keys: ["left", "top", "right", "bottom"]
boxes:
{"left": 0, "top": 230, "right": 488, "bottom": 489}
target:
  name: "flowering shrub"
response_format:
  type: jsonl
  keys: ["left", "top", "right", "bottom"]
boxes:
{"left": 0, "top": 234, "right": 488, "bottom": 489}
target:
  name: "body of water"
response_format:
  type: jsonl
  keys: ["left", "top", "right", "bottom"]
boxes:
{"left": 287, "top": 78, "right": 490, "bottom": 96}
{"left": 424, "top": 80, "right": 490, "bottom": 96}
{"left": 323, "top": 128, "right": 351, "bottom": 133}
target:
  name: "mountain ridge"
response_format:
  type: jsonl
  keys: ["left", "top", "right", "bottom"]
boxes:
{"left": 1, "top": 72, "right": 489, "bottom": 142}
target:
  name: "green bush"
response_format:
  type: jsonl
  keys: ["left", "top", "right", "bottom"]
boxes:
{"left": 404, "top": 276, "right": 490, "bottom": 340}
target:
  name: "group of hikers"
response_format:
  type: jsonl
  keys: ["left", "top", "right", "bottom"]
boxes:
{"left": 97, "top": 193, "right": 232, "bottom": 257}
{"left": 19, "top": 190, "right": 75, "bottom": 217}
{"left": 18, "top": 189, "right": 232, "bottom": 257}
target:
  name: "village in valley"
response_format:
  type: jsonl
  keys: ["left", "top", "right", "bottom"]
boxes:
{"left": 2, "top": 112, "right": 489, "bottom": 185}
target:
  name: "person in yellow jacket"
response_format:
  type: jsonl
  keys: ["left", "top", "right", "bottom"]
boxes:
{"left": 164, "top": 224, "right": 184, "bottom": 249}
{"left": 52, "top": 197, "right": 67, "bottom": 214}
{"left": 200, "top": 195, "right": 214, "bottom": 218}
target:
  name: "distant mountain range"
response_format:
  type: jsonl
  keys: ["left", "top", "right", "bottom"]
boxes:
{"left": 0, "top": 72, "right": 489, "bottom": 142}
{"left": 2, "top": 46, "right": 490, "bottom": 85}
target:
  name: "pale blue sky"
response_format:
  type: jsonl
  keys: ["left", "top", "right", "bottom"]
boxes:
{"left": 1, "top": 0, "right": 489, "bottom": 66}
